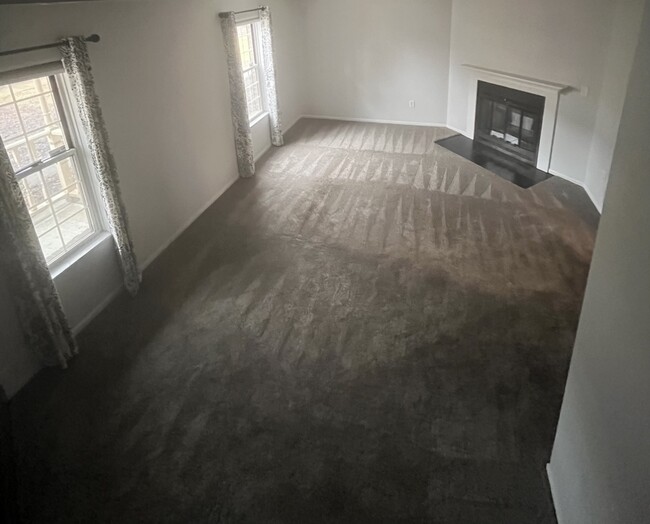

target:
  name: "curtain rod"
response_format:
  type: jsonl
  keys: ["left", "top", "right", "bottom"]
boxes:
{"left": 0, "top": 34, "right": 100, "bottom": 58}
{"left": 219, "top": 7, "right": 266, "bottom": 18}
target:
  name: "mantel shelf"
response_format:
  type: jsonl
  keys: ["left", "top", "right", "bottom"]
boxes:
{"left": 461, "top": 65, "right": 573, "bottom": 93}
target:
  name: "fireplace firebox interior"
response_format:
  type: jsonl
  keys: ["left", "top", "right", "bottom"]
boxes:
{"left": 474, "top": 81, "right": 545, "bottom": 167}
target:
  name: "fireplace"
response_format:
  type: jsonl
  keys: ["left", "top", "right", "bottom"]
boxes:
{"left": 474, "top": 81, "right": 545, "bottom": 167}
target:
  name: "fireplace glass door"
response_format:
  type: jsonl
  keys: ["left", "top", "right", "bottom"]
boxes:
{"left": 474, "top": 81, "right": 545, "bottom": 166}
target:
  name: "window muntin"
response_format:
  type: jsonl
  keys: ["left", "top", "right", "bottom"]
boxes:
{"left": 0, "top": 74, "right": 99, "bottom": 265}
{"left": 237, "top": 23, "right": 265, "bottom": 121}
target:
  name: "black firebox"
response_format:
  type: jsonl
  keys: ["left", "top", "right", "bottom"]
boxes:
{"left": 474, "top": 81, "right": 545, "bottom": 167}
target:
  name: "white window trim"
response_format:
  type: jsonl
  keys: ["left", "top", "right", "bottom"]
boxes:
{"left": 55, "top": 72, "right": 108, "bottom": 232}
{"left": 49, "top": 231, "right": 112, "bottom": 278}
{"left": 235, "top": 10, "right": 261, "bottom": 24}
{"left": 237, "top": 20, "right": 268, "bottom": 124}
{"left": 0, "top": 61, "right": 62, "bottom": 85}
{"left": 1, "top": 66, "right": 108, "bottom": 272}
{"left": 50, "top": 72, "right": 109, "bottom": 271}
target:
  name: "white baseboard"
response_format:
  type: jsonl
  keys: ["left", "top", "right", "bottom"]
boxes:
{"left": 254, "top": 143, "right": 273, "bottom": 162}
{"left": 548, "top": 171, "right": 603, "bottom": 214}
{"left": 283, "top": 114, "right": 304, "bottom": 134}
{"left": 446, "top": 124, "right": 469, "bottom": 137}
{"left": 141, "top": 173, "right": 239, "bottom": 270}
{"left": 546, "top": 463, "right": 564, "bottom": 524}
{"left": 549, "top": 168, "right": 584, "bottom": 187}
{"left": 301, "top": 114, "right": 447, "bottom": 128}
{"left": 254, "top": 115, "right": 305, "bottom": 162}
{"left": 72, "top": 284, "right": 123, "bottom": 336}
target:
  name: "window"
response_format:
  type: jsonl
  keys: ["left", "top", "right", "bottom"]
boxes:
{"left": 237, "top": 22, "right": 265, "bottom": 121}
{"left": 0, "top": 69, "right": 101, "bottom": 266}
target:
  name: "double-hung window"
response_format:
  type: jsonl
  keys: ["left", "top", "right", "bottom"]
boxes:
{"left": 237, "top": 22, "right": 266, "bottom": 122}
{"left": 0, "top": 65, "right": 102, "bottom": 267}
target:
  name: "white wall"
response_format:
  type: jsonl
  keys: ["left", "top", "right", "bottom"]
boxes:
{"left": 584, "top": 0, "right": 644, "bottom": 211}
{"left": 0, "top": 0, "right": 305, "bottom": 397}
{"left": 548, "top": 2, "right": 650, "bottom": 522}
{"left": 447, "top": 0, "right": 628, "bottom": 185}
{"left": 264, "top": 0, "right": 307, "bottom": 131}
{"left": 303, "top": 0, "right": 452, "bottom": 125}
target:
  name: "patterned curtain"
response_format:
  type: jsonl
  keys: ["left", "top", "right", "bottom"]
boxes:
{"left": 219, "top": 13, "right": 256, "bottom": 178}
{"left": 259, "top": 7, "right": 284, "bottom": 147}
{"left": 60, "top": 37, "right": 140, "bottom": 295}
{"left": 0, "top": 139, "right": 77, "bottom": 367}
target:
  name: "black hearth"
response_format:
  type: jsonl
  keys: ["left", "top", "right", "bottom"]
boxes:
{"left": 474, "top": 81, "right": 545, "bottom": 167}
{"left": 435, "top": 134, "right": 553, "bottom": 189}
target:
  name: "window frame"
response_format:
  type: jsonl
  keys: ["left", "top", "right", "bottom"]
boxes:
{"left": 236, "top": 20, "right": 268, "bottom": 123}
{"left": 1, "top": 68, "right": 107, "bottom": 272}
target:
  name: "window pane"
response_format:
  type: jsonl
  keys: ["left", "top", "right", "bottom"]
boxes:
{"left": 249, "top": 97, "right": 262, "bottom": 116}
{"left": 19, "top": 172, "right": 47, "bottom": 208}
{"left": 30, "top": 200, "right": 56, "bottom": 236}
{"left": 60, "top": 208, "right": 92, "bottom": 247}
{"left": 42, "top": 157, "right": 80, "bottom": 197}
{"left": 38, "top": 226, "right": 65, "bottom": 263}
{"left": 28, "top": 125, "right": 67, "bottom": 161}
{"left": 17, "top": 93, "right": 59, "bottom": 133}
{"left": 247, "top": 87, "right": 263, "bottom": 117}
{"left": 237, "top": 24, "right": 256, "bottom": 70}
{"left": 52, "top": 183, "right": 88, "bottom": 223}
{"left": 242, "top": 66, "right": 263, "bottom": 117}
{"left": 7, "top": 141, "right": 33, "bottom": 171}
{"left": 0, "top": 85, "right": 12, "bottom": 105}
{"left": 0, "top": 103, "right": 23, "bottom": 140}
{"left": 243, "top": 68, "right": 257, "bottom": 87}
{"left": 237, "top": 23, "right": 266, "bottom": 120}
{"left": 10, "top": 78, "right": 51, "bottom": 101}
{"left": 1, "top": 73, "right": 98, "bottom": 266}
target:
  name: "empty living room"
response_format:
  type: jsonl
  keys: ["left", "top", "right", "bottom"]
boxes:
{"left": 1, "top": 0, "right": 648, "bottom": 522}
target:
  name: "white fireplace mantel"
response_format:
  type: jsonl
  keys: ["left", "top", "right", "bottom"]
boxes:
{"left": 461, "top": 64, "right": 573, "bottom": 172}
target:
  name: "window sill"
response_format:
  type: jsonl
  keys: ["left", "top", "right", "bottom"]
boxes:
{"left": 49, "top": 231, "right": 112, "bottom": 279}
{"left": 249, "top": 111, "right": 269, "bottom": 127}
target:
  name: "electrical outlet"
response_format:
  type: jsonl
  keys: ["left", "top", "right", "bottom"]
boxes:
{"left": 409, "top": 100, "right": 416, "bottom": 109}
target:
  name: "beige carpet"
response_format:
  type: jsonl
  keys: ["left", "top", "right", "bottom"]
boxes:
{"left": 253, "top": 119, "right": 597, "bottom": 299}
{"left": 12, "top": 118, "right": 598, "bottom": 523}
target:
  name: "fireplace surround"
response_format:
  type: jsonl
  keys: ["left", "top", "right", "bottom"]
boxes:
{"left": 461, "top": 65, "right": 571, "bottom": 172}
